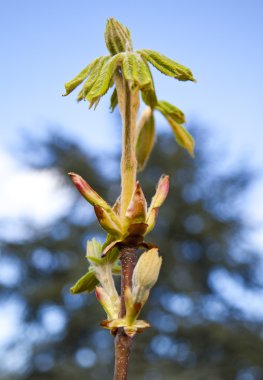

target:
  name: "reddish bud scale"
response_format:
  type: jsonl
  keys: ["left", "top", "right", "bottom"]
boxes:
{"left": 125, "top": 181, "right": 147, "bottom": 223}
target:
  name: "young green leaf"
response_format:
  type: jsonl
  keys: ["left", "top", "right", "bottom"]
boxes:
{"left": 136, "top": 107, "right": 155, "bottom": 171}
{"left": 139, "top": 49, "right": 195, "bottom": 82}
{"left": 70, "top": 270, "right": 99, "bottom": 294}
{"left": 155, "top": 100, "right": 185, "bottom": 124}
{"left": 63, "top": 56, "right": 102, "bottom": 96}
{"left": 167, "top": 117, "right": 195, "bottom": 156}
{"left": 77, "top": 56, "right": 110, "bottom": 101}
{"left": 122, "top": 53, "right": 153, "bottom": 91}
{"left": 87, "top": 54, "right": 123, "bottom": 108}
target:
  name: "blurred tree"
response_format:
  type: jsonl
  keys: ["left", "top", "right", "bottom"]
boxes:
{"left": 1, "top": 127, "right": 263, "bottom": 380}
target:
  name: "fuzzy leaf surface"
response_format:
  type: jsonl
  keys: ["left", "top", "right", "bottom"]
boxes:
{"left": 77, "top": 56, "right": 110, "bottom": 102}
{"left": 87, "top": 54, "right": 122, "bottom": 107}
{"left": 63, "top": 56, "right": 102, "bottom": 96}
{"left": 156, "top": 100, "right": 185, "bottom": 124}
{"left": 139, "top": 49, "right": 195, "bottom": 82}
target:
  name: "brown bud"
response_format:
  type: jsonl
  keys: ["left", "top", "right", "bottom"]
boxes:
{"left": 125, "top": 181, "right": 147, "bottom": 223}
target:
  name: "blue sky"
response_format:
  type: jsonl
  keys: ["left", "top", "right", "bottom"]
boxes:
{"left": 0, "top": 0, "right": 262, "bottom": 224}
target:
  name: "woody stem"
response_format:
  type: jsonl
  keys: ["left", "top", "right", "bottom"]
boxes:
{"left": 114, "top": 247, "right": 137, "bottom": 380}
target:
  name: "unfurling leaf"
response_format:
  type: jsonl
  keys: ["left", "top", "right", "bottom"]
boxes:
{"left": 155, "top": 100, "right": 194, "bottom": 156}
{"left": 76, "top": 56, "right": 110, "bottom": 102}
{"left": 105, "top": 18, "right": 133, "bottom": 55}
{"left": 139, "top": 49, "right": 195, "bottom": 82}
{"left": 155, "top": 100, "right": 185, "bottom": 124}
{"left": 70, "top": 270, "right": 99, "bottom": 294}
{"left": 136, "top": 107, "right": 155, "bottom": 171}
{"left": 87, "top": 54, "right": 122, "bottom": 108}
{"left": 167, "top": 117, "right": 195, "bottom": 157}
{"left": 122, "top": 53, "right": 153, "bottom": 91}
{"left": 63, "top": 56, "right": 102, "bottom": 96}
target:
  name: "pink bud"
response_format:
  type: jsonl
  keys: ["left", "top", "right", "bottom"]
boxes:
{"left": 150, "top": 175, "right": 169, "bottom": 208}
{"left": 68, "top": 172, "right": 107, "bottom": 208}
{"left": 69, "top": 172, "right": 122, "bottom": 229}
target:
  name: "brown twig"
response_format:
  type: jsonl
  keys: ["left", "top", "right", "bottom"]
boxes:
{"left": 114, "top": 247, "right": 137, "bottom": 380}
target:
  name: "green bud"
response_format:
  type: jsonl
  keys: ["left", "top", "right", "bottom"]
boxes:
{"left": 105, "top": 18, "right": 133, "bottom": 55}
{"left": 132, "top": 248, "right": 162, "bottom": 297}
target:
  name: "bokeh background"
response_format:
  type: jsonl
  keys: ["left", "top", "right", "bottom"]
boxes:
{"left": 1, "top": 1, "right": 263, "bottom": 379}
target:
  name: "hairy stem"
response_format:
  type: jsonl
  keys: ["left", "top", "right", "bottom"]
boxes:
{"left": 115, "top": 73, "right": 139, "bottom": 221}
{"left": 114, "top": 247, "right": 137, "bottom": 380}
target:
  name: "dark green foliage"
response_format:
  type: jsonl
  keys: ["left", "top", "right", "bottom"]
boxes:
{"left": 1, "top": 128, "right": 262, "bottom": 380}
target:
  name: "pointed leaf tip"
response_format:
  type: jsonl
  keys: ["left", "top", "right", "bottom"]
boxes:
{"left": 140, "top": 49, "right": 195, "bottom": 82}
{"left": 68, "top": 172, "right": 111, "bottom": 210}
{"left": 167, "top": 117, "right": 195, "bottom": 157}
